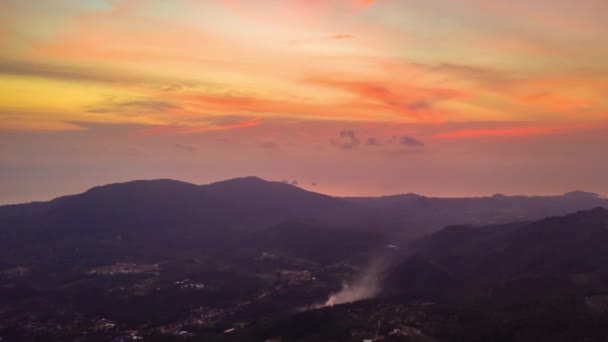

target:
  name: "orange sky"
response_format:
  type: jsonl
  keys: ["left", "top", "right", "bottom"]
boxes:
{"left": 1, "top": 0, "right": 607, "bottom": 203}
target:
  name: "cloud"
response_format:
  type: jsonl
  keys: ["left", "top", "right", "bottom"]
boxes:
{"left": 406, "top": 100, "right": 431, "bottom": 111}
{"left": 422, "top": 62, "right": 514, "bottom": 85}
{"left": 120, "top": 100, "right": 178, "bottom": 111}
{"left": 366, "top": 137, "right": 383, "bottom": 146}
{"left": 333, "top": 130, "right": 361, "bottom": 149}
{"left": 434, "top": 120, "right": 608, "bottom": 139}
{"left": 0, "top": 58, "right": 159, "bottom": 85}
{"left": 0, "top": 110, "right": 89, "bottom": 132}
{"left": 399, "top": 135, "right": 424, "bottom": 147}
{"left": 0, "top": 119, "right": 86, "bottom": 132}
{"left": 162, "top": 83, "right": 184, "bottom": 92}
{"left": 136, "top": 116, "right": 262, "bottom": 135}
{"left": 307, "top": 78, "right": 463, "bottom": 121}
{"left": 88, "top": 100, "right": 178, "bottom": 115}
{"left": 435, "top": 126, "right": 563, "bottom": 139}
{"left": 175, "top": 143, "right": 198, "bottom": 152}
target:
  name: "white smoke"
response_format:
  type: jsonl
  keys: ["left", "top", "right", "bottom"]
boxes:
{"left": 323, "top": 266, "right": 381, "bottom": 307}
{"left": 300, "top": 245, "right": 404, "bottom": 311}
{"left": 304, "top": 257, "right": 390, "bottom": 311}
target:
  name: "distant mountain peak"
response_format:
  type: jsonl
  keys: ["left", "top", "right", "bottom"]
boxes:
{"left": 84, "top": 179, "right": 195, "bottom": 194}
{"left": 563, "top": 191, "right": 600, "bottom": 198}
{"left": 230, "top": 176, "right": 268, "bottom": 182}
{"left": 204, "top": 176, "right": 270, "bottom": 186}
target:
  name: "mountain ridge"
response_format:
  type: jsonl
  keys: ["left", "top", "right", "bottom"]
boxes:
{"left": 1, "top": 177, "right": 607, "bottom": 240}
{"left": 1, "top": 176, "right": 604, "bottom": 209}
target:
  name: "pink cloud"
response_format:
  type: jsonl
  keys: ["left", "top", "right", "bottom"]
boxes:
{"left": 435, "top": 121, "right": 608, "bottom": 139}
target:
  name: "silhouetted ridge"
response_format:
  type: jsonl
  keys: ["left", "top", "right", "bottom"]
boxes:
{"left": 203, "top": 175, "right": 269, "bottom": 188}
{"left": 385, "top": 207, "right": 608, "bottom": 296}
{"left": 84, "top": 179, "right": 196, "bottom": 195}
{"left": 201, "top": 176, "right": 360, "bottom": 226}
{"left": 1, "top": 178, "right": 607, "bottom": 237}
{"left": 564, "top": 191, "right": 600, "bottom": 198}
{"left": 204, "top": 176, "right": 329, "bottom": 199}
{"left": 0, "top": 177, "right": 366, "bottom": 241}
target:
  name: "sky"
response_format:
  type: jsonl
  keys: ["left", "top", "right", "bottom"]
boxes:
{"left": 1, "top": 0, "right": 607, "bottom": 204}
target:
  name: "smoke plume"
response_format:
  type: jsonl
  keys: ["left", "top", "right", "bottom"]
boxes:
{"left": 304, "top": 256, "right": 395, "bottom": 311}
{"left": 323, "top": 265, "right": 382, "bottom": 307}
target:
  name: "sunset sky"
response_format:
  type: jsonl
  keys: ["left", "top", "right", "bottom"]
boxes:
{"left": 1, "top": 0, "right": 607, "bottom": 204}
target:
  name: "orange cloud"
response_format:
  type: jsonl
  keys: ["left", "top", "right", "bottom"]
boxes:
{"left": 4, "top": 0, "right": 607, "bottom": 134}
{"left": 435, "top": 120, "right": 608, "bottom": 139}
{"left": 136, "top": 116, "right": 263, "bottom": 135}
{"left": 435, "top": 126, "right": 564, "bottom": 139}
{"left": 0, "top": 120, "right": 85, "bottom": 132}
{"left": 172, "top": 92, "right": 388, "bottom": 121}
{"left": 519, "top": 92, "right": 592, "bottom": 113}
{"left": 307, "top": 78, "right": 465, "bottom": 121}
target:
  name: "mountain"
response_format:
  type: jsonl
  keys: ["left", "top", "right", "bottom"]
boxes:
{"left": 0, "top": 179, "right": 368, "bottom": 341}
{"left": 1, "top": 177, "right": 608, "bottom": 341}
{"left": 202, "top": 176, "right": 362, "bottom": 227}
{"left": 0, "top": 177, "right": 361, "bottom": 228}
{"left": 254, "top": 208, "right": 608, "bottom": 342}
{"left": 1, "top": 178, "right": 606, "bottom": 271}
{"left": 347, "top": 191, "right": 608, "bottom": 238}
{"left": 3, "top": 177, "right": 606, "bottom": 241}
{"left": 380, "top": 208, "right": 608, "bottom": 340}
{"left": 386, "top": 207, "right": 608, "bottom": 294}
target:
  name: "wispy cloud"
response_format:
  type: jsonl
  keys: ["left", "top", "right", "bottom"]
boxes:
{"left": 0, "top": 59, "right": 148, "bottom": 85}
{"left": 307, "top": 78, "right": 463, "bottom": 121}
{"left": 332, "top": 130, "right": 361, "bottom": 149}
{"left": 1, "top": 0, "right": 607, "bottom": 134}
{"left": 136, "top": 116, "right": 263, "bottom": 135}
{"left": 435, "top": 121, "right": 608, "bottom": 139}
{"left": 88, "top": 100, "right": 179, "bottom": 115}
